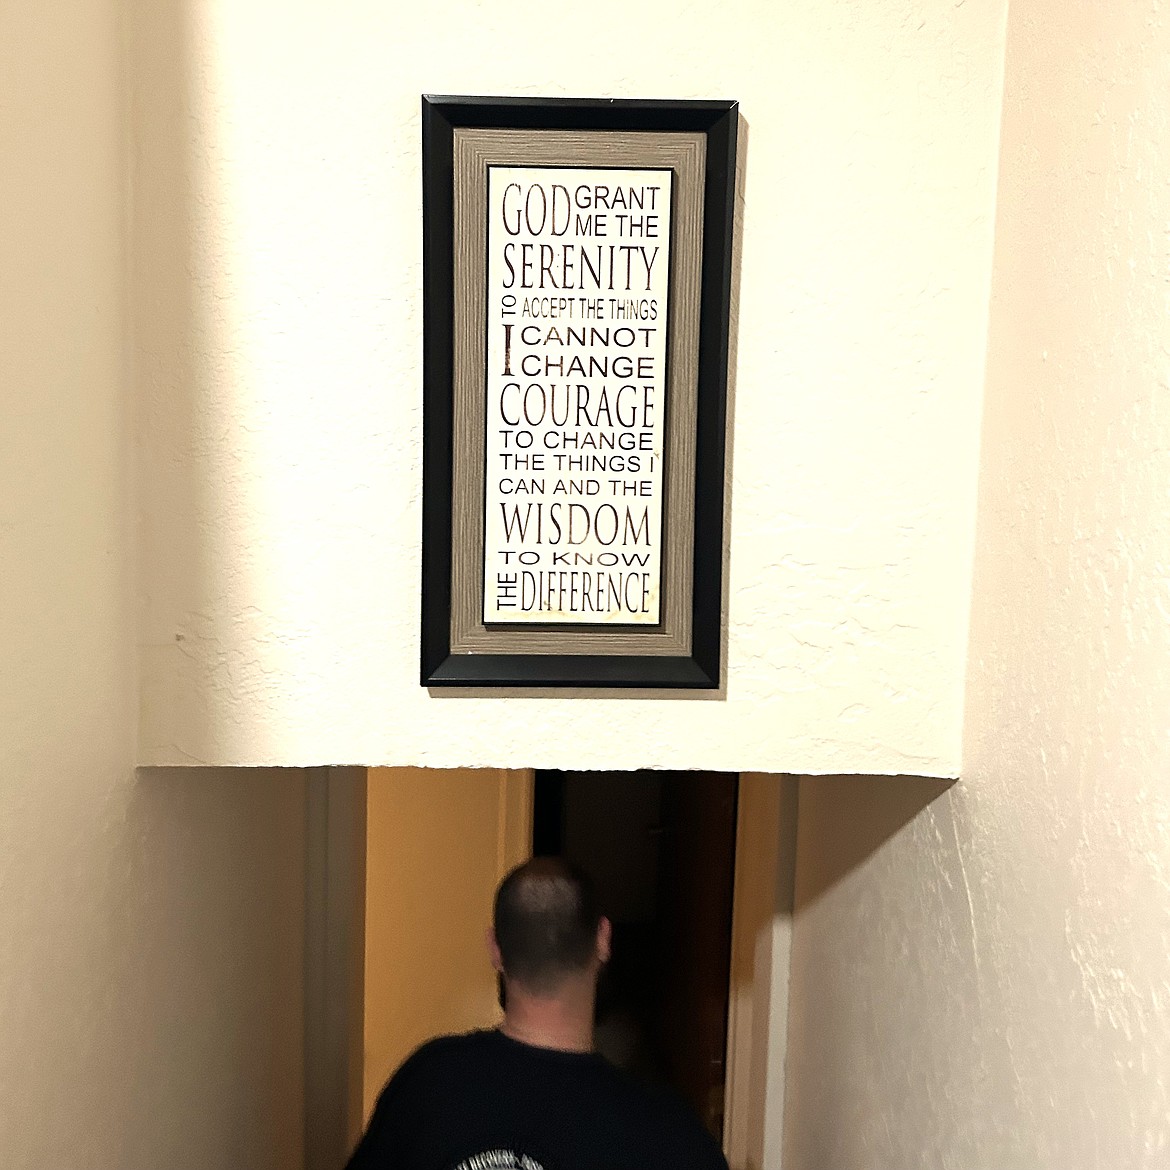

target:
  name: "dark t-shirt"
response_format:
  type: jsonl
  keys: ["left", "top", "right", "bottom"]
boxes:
{"left": 345, "top": 1029, "right": 729, "bottom": 1170}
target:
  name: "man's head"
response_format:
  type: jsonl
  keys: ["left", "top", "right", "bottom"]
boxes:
{"left": 490, "top": 857, "right": 610, "bottom": 997}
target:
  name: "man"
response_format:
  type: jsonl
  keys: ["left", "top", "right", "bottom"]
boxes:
{"left": 346, "top": 857, "right": 729, "bottom": 1170}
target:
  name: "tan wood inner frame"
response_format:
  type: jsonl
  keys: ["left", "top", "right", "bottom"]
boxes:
{"left": 449, "top": 128, "right": 706, "bottom": 657}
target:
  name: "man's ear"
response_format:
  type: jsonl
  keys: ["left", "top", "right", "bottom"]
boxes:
{"left": 596, "top": 917, "right": 612, "bottom": 966}
{"left": 486, "top": 928, "right": 504, "bottom": 975}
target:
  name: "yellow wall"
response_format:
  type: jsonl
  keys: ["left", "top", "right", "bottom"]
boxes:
{"left": 363, "top": 768, "right": 532, "bottom": 1117}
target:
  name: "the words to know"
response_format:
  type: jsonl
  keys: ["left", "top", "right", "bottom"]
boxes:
{"left": 482, "top": 165, "right": 672, "bottom": 624}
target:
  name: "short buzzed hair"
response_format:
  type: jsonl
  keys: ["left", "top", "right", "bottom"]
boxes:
{"left": 493, "top": 857, "right": 601, "bottom": 994}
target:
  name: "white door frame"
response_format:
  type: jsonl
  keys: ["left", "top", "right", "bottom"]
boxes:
{"left": 722, "top": 774, "right": 800, "bottom": 1170}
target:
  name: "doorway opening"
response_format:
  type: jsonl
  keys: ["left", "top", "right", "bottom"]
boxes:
{"left": 307, "top": 768, "right": 792, "bottom": 1170}
{"left": 533, "top": 770, "right": 739, "bottom": 1140}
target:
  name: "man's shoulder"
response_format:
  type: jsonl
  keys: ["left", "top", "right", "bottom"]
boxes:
{"left": 411, "top": 1028, "right": 497, "bottom": 1057}
{"left": 393, "top": 1028, "right": 500, "bottom": 1077}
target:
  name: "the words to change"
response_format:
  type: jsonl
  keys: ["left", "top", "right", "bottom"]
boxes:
{"left": 482, "top": 166, "right": 672, "bottom": 624}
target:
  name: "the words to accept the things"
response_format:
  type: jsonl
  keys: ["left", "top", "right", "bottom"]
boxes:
{"left": 482, "top": 166, "right": 672, "bottom": 625}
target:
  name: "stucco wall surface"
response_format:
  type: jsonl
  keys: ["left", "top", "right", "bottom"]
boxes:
{"left": 783, "top": 0, "right": 1170, "bottom": 1166}
{"left": 0, "top": 4, "right": 308, "bottom": 1167}
{"left": 136, "top": 0, "right": 1009, "bottom": 773}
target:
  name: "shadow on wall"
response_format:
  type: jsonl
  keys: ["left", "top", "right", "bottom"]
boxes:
{"left": 116, "top": 767, "right": 310, "bottom": 1169}
{"left": 724, "top": 774, "right": 951, "bottom": 1170}
{"left": 781, "top": 775, "right": 983, "bottom": 1170}
{"left": 793, "top": 774, "right": 954, "bottom": 911}
{"left": 132, "top": 0, "right": 213, "bottom": 761}
{"left": 716, "top": 111, "right": 749, "bottom": 699}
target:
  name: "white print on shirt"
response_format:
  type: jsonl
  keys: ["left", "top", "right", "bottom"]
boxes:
{"left": 453, "top": 1151, "right": 545, "bottom": 1170}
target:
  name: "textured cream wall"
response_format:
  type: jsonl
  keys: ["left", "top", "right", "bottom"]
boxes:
{"left": 0, "top": 4, "right": 309, "bottom": 1167}
{"left": 783, "top": 0, "right": 1170, "bottom": 1165}
{"left": 136, "top": 0, "right": 1009, "bottom": 775}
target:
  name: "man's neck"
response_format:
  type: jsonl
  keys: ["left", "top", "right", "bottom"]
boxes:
{"left": 499, "top": 980, "right": 595, "bottom": 1054}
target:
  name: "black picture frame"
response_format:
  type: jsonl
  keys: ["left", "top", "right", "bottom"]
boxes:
{"left": 421, "top": 95, "right": 737, "bottom": 689}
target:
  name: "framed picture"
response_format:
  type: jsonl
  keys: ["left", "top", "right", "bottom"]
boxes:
{"left": 421, "top": 95, "right": 737, "bottom": 688}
